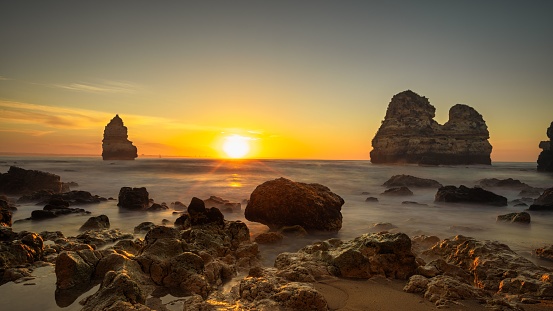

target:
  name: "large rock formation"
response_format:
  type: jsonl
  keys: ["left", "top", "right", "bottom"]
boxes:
{"left": 370, "top": 90, "right": 492, "bottom": 165}
{"left": 101, "top": 115, "right": 138, "bottom": 160}
{"left": 537, "top": 121, "right": 553, "bottom": 172}
{"left": 244, "top": 178, "right": 344, "bottom": 232}
{"left": 0, "top": 166, "right": 63, "bottom": 195}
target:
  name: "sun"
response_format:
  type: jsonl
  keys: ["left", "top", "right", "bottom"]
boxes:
{"left": 222, "top": 135, "right": 250, "bottom": 158}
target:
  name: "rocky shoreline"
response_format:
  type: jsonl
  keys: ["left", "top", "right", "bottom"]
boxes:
{"left": 2, "top": 167, "right": 553, "bottom": 310}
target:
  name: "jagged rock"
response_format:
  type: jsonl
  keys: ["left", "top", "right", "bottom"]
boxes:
{"left": 404, "top": 275, "right": 490, "bottom": 307}
{"left": 0, "top": 201, "right": 12, "bottom": 227}
{"left": 74, "top": 229, "right": 134, "bottom": 248}
{"left": 55, "top": 250, "right": 96, "bottom": 290}
{"left": 423, "top": 235, "right": 553, "bottom": 298}
{"left": 18, "top": 190, "right": 107, "bottom": 205}
{"left": 118, "top": 187, "right": 150, "bottom": 210}
{"left": 0, "top": 231, "right": 44, "bottom": 284}
{"left": 134, "top": 222, "right": 156, "bottom": 234}
{"left": 529, "top": 188, "right": 553, "bottom": 211}
{"left": 79, "top": 215, "right": 110, "bottom": 231}
{"left": 204, "top": 196, "right": 241, "bottom": 213}
{"left": 381, "top": 186, "right": 413, "bottom": 196}
{"left": 478, "top": 178, "right": 533, "bottom": 189}
{"left": 187, "top": 197, "right": 224, "bottom": 226}
{"left": 383, "top": 174, "right": 442, "bottom": 188}
{"left": 497, "top": 212, "right": 530, "bottom": 224}
{"left": 535, "top": 245, "right": 553, "bottom": 262}
{"left": 435, "top": 185, "right": 507, "bottom": 206}
{"left": 170, "top": 201, "right": 187, "bottom": 211}
{"left": 81, "top": 270, "right": 146, "bottom": 311}
{"left": 537, "top": 121, "right": 553, "bottom": 172}
{"left": 30, "top": 199, "right": 90, "bottom": 220}
{"left": 0, "top": 166, "right": 63, "bottom": 195}
{"left": 102, "top": 114, "right": 138, "bottom": 160}
{"left": 245, "top": 177, "right": 344, "bottom": 232}
{"left": 370, "top": 90, "right": 492, "bottom": 165}
{"left": 275, "top": 232, "right": 417, "bottom": 280}
{"left": 147, "top": 202, "right": 168, "bottom": 212}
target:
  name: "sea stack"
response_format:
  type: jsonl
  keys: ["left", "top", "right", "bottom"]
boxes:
{"left": 370, "top": 90, "right": 492, "bottom": 165}
{"left": 537, "top": 121, "right": 553, "bottom": 172}
{"left": 102, "top": 115, "right": 138, "bottom": 160}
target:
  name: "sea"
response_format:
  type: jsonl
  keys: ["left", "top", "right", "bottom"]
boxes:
{"left": 1, "top": 156, "right": 553, "bottom": 311}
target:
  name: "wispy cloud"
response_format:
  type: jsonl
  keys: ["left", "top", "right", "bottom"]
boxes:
{"left": 52, "top": 80, "right": 138, "bottom": 94}
{"left": 0, "top": 128, "right": 55, "bottom": 136}
{"left": 0, "top": 76, "right": 10, "bottom": 81}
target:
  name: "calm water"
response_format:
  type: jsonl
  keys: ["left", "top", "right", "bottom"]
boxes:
{"left": 1, "top": 156, "right": 553, "bottom": 310}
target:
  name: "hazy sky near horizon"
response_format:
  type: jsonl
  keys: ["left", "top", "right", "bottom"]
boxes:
{"left": 1, "top": 1, "right": 552, "bottom": 160}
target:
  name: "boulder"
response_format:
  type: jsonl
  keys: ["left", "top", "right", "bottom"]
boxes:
{"left": 79, "top": 215, "right": 110, "bottom": 231}
{"left": 275, "top": 232, "right": 417, "bottom": 280}
{"left": 187, "top": 197, "right": 224, "bottom": 226}
{"left": 529, "top": 187, "right": 553, "bottom": 211}
{"left": 365, "top": 196, "right": 378, "bottom": 202}
{"left": 535, "top": 245, "right": 553, "bottom": 262}
{"left": 170, "top": 201, "right": 187, "bottom": 211}
{"left": 537, "top": 121, "right": 553, "bottom": 172}
{"left": 245, "top": 177, "right": 344, "bottom": 232}
{"left": 0, "top": 166, "right": 63, "bottom": 195}
{"left": 254, "top": 232, "right": 284, "bottom": 244}
{"left": 118, "top": 187, "right": 149, "bottom": 210}
{"left": 101, "top": 114, "right": 138, "bottom": 160}
{"left": 381, "top": 186, "right": 413, "bottom": 196}
{"left": 370, "top": 90, "right": 492, "bottom": 165}
{"left": 0, "top": 231, "right": 44, "bottom": 283}
{"left": 496, "top": 212, "right": 530, "bottom": 224}
{"left": 18, "top": 190, "right": 106, "bottom": 205}
{"left": 0, "top": 202, "right": 12, "bottom": 227}
{"left": 435, "top": 185, "right": 507, "bottom": 206}
{"left": 134, "top": 222, "right": 156, "bottom": 234}
{"left": 383, "top": 174, "right": 442, "bottom": 188}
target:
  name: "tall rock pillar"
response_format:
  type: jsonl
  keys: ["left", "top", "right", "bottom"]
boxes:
{"left": 102, "top": 115, "right": 138, "bottom": 160}
{"left": 537, "top": 122, "right": 553, "bottom": 172}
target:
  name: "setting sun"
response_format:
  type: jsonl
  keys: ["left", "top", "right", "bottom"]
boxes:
{"left": 222, "top": 135, "right": 251, "bottom": 158}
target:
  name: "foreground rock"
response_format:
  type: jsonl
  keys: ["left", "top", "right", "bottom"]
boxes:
{"left": 370, "top": 90, "right": 492, "bottom": 165}
{"left": 0, "top": 166, "right": 63, "bottom": 195}
{"left": 79, "top": 215, "right": 110, "bottom": 231}
{"left": 529, "top": 188, "right": 553, "bottom": 211}
{"left": 117, "top": 187, "right": 168, "bottom": 211}
{"left": 0, "top": 230, "right": 44, "bottom": 284}
{"left": 537, "top": 121, "right": 553, "bottom": 172}
{"left": 245, "top": 177, "right": 344, "bottom": 232}
{"left": 409, "top": 235, "right": 553, "bottom": 306}
{"left": 101, "top": 114, "right": 138, "bottom": 160}
{"left": 0, "top": 200, "right": 12, "bottom": 227}
{"left": 435, "top": 185, "right": 507, "bottom": 206}
{"left": 383, "top": 174, "right": 442, "bottom": 188}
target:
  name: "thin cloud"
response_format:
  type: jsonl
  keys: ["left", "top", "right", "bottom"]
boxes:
{"left": 52, "top": 80, "right": 138, "bottom": 94}
{"left": 0, "top": 76, "right": 10, "bottom": 81}
{"left": 0, "top": 128, "right": 55, "bottom": 136}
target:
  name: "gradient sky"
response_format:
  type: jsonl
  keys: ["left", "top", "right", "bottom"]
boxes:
{"left": 1, "top": 1, "right": 552, "bottom": 161}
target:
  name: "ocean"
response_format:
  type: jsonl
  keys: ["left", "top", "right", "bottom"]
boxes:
{"left": 1, "top": 156, "right": 553, "bottom": 310}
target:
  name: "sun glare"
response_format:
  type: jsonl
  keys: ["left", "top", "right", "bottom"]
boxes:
{"left": 222, "top": 135, "right": 250, "bottom": 158}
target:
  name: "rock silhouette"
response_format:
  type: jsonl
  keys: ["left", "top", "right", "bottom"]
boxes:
{"left": 537, "top": 121, "right": 553, "bottom": 172}
{"left": 371, "top": 90, "right": 492, "bottom": 165}
{"left": 101, "top": 115, "right": 138, "bottom": 160}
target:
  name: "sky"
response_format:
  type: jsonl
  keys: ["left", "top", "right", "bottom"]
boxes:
{"left": 1, "top": 1, "right": 552, "bottom": 161}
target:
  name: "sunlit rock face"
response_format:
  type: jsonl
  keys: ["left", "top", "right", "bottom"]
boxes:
{"left": 101, "top": 115, "right": 138, "bottom": 160}
{"left": 370, "top": 90, "right": 492, "bottom": 165}
{"left": 537, "top": 121, "right": 553, "bottom": 172}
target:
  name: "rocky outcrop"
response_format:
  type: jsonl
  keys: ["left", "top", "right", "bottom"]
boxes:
{"left": 529, "top": 188, "right": 553, "bottom": 211}
{"left": 101, "top": 114, "right": 138, "bottom": 160}
{"left": 370, "top": 90, "right": 492, "bottom": 165}
{"left": 496, "top": 212, "right": 530, "bottom": 224}
{"left": 245, "top": 177, "right": 344, "bottom": 232}
{"left": 537, "top": 121, "right": 553, "bottom": 172}
{"left": 435, "top": 185, "right": 508, "bottom": 206}
{"left": 535, "top": 245, "right": 553, "bottom": 262}
{"left": 0, "top": 166, "right": 63, "bottom": 195}
{"left": 381, "top": 186, "right": 413, "bottom": 196}
{"left": 118, "top": 187, "right": 149, "bottom": 210}
{"left": 79, "top": 215, "right": 110, "bottom": 231}
{"left": 383, "top": 174, "right": 442, "bottom": 188}
{"left": 204, "top": 196, "right": 241, "bottom": 213}
{"left": 0, "top": 200, "right": 12, "bottom": 227}
{"left": 0, "top": 230, "right": 44, "bottom": 284}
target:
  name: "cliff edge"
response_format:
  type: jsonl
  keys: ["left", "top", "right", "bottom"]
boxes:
{"left": 370, "top": 90, "right": 492, "bottom": 165}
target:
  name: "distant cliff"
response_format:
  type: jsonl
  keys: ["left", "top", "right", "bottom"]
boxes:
{"left": 370, "top": 90, "right": 492, "bottom": 165}
{"left": 102, "top": 115, "right": 138, "bottom": 160}
{"left": 537, "top": 122, "right": 553, "bottom": 172}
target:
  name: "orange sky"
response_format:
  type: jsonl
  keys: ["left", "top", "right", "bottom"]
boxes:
{"left": 1, "top": 2, "right": 552, "bottom": 162}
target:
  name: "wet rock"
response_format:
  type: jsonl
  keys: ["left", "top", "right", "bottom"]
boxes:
{"left": 405, "top": 274, "right": 490, "bottom": 307}
{"left": 81, "top": 271, "right": 146, "bottom": 311}
{"left": 79, "top": 215, "right": 110, "bottom": 231}
{"left": 279, "top": 225, "right": 308, "bottom": 237}
{"left": 519, "top": 188, "right": 541, "bottom": 197}
{"left": 55, "top": 251, "right": 96, "bottom": 290}
{"left": 134, "top": 222, "right": 156, "bottom": 234}
{"left": 18, "top": 190, "right": 106, "bottom": 205}
{"left": 435, "top": 185, "right": 507, "bottom": 206}
{"left": 245, "top": 177, "right": 344, "bottom": 232}
{"left": 478, "top": 178, "right": 533, "bottom": 189}
{"left": 187, "top": 197, "right": 224, "bottom": 226}
{"left": 102, "top": 114, "right": 138, "bottom": 160}
{"left": 383, "top": 174, "right": 442, "bottom": 188}
{"left": 275, "top": 232, "right": 417, "bottom": 280}
{"left": 0, "top": 166, "right": 63, "bottom": 195}
{"left": 370, "top": 90, "right": 492, "bottom": 165}
{"left": 147, "top": 202, "right": 168, "bottom": 212}
{"left": 535, "top": 245, "right": 553, "bottom": 262}
{"left": 0, "top": 231, "right": 44, "bottom": 283}
{"left": 204, "top": 195, "right": 241, "bottom": 213}
{"left": 75, "top": 229, "right": 134, "bottom": 248}
{"left": 254, "top": 232, "right": 284, "bottom": 244}
{"left": 30, "top": 203, "right": 89, "bottom": 220}
{"left": 402, "top": 201, "right": 428, "bottom": 206}
{"left": 369, "top": 222, "right": 397, "bottom": 232}
{"left": 497, "top": 212, "right": 530, "bottom": 224}
{"left": 0, "top": 201, "right": 12, "bottom": 227}
{"left": 365, "top": 196, "right": 378, "bottom": 202}
{"left": 381, "top": 186, "right": 413, "bottom": 196}
{"left": 529, "top": 188, "right": 553, "bottom": 211}
{"left": 170, "top": 201, "right": 187, "bottom": 211}
{"left": 118, "top": 187, "right": 150, "bottom": 210}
